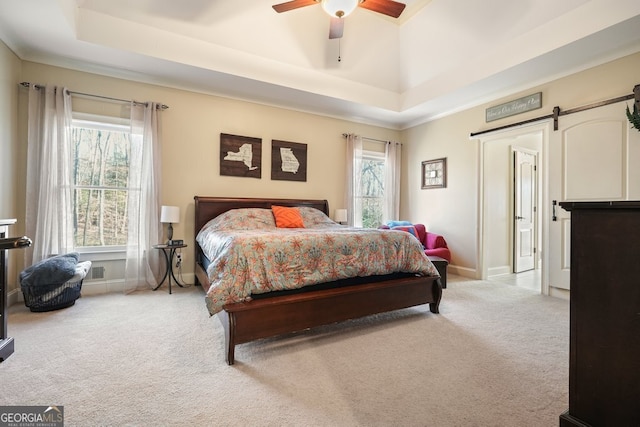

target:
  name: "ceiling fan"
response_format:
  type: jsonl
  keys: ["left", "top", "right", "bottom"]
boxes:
{"left": 272, "top": 0, "right": 406, "bottom": 39}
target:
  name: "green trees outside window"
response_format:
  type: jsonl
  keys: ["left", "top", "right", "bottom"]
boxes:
{"left": 360, "top": 154, "right": 384, "bottom": 228}
{"left": 71, "top": 120, "right": 131, "bottom": 247}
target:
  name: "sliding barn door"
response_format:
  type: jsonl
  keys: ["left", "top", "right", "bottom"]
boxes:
{"left": 548, "top": 102, "right": 631, "bottom": 292}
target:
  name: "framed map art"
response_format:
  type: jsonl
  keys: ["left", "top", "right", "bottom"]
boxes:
{"left": 219, "top": 133, "right": 261, "bottom": 178}
{"left": 271, "top": 139, "right": 307, "bottom": 182}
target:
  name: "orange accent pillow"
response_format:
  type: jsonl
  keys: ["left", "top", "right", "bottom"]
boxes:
{"left": 271, "top": 205, "right": 305, "bottom": 228}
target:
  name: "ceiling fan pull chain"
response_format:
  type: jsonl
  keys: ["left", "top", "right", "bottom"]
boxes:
{"left": 338, "top": 38, "right": 342, "bottom": 62}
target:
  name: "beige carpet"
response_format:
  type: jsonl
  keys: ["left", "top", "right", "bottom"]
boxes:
{"left": 0, "top": 276, "right": 569, "bottom": 426}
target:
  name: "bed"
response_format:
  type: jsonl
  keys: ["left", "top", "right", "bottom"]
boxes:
{"left": 193, "top": 196, "right": 442, "bottom": 365}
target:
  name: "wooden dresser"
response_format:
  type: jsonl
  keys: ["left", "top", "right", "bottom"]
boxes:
{"left": 0, "top": 219, "right": 17, "bottom": 362}
{"left": 559, "top": 202, "right": 640, "bottom": 426}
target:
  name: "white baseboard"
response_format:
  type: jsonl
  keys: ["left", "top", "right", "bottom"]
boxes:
{"left": 488, "top": 265, "right": 511, "bottom": 277}
{"left": 179, "top": 272, "right": 196, "bottom": 287}
{"left": 7, "top": 280, "right": 127, "bottom": 306}
{"left": 8, "top": 288, "right": 21, "bottom": 307}
{"left": 81, "top": 279, "right": 127, "bottom": 295}
{"left": 549, "top": 286, "right": 570, "bottom": 300}
{"left": 81, "top": 272, "right": 198, "bottom": 295}
{"left": 447, "top": 265, "right": 476, "bottom": 279}
{"left": 6, "top": 275, "right": 195, "bottom": 306}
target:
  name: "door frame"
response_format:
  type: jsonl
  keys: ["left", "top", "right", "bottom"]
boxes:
{"left": 476, "top": 121, "right": 550, "bottom": 294}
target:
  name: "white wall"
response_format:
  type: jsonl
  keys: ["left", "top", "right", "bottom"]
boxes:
{"left": 402, "top": 51, "right": 640, "bottom": 278}
{"left": 8, "top": 60, "right": 402, "bottom": 292}
{"left": 402, "top": 108, "right": 479, "bottom": 276}
{"left": 5, "top": 43, "right": 640, "bottom": 293}
{"left": 0, "top": 40, "right": 23, "bottom": 297}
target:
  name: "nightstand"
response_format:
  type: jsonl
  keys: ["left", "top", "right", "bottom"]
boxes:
{"left": 153, "top": 243, "right": 187, "bottom": 294}
{"left": 427, "top": 255, "right": 448, "bottom": 289}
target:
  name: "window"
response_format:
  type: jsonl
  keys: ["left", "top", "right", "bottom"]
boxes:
{"left": 359, "top": 151, "right": 385, "bottom": 228}
{"left": 71, "top": 115, "right": 132, "bottom": 249}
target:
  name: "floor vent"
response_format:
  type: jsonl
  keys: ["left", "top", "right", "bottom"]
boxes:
{"left": 90, "top": 266, "right": 105, "bottom": 280}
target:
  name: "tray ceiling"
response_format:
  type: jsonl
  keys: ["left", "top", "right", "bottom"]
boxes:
{"left": 1, "top": 0, "right": 640, "bottom": 128}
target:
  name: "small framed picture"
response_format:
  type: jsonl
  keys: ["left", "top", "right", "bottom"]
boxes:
{"left": 422, "top": 158, "right": 447, "bottom": 189}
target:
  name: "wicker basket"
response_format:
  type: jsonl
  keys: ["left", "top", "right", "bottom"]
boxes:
{"left": 22, "top": 279, "right": 84, "bottom": 312}
{"left": 20, "top": 259, "right": 91, "bottom": 312}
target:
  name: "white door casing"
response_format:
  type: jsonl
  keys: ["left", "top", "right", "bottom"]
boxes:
{"left": 477, "top": 124, "right": 544, "bottom": 282}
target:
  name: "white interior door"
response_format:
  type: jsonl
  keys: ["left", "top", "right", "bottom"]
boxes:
{"left": 548, "top": 102, "right": 629, "bottom": 292}
{"left": 514, "top": 148, "right": 536, "bottom": 273}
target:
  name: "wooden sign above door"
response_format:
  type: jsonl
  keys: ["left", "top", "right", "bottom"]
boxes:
{"left": 486, "top": 92, "right": 542, "bottom": 122}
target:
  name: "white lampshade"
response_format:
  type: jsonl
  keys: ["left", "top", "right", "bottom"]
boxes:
{"left": 335, "top": 208, "right": 348, "bottom": 223}
{"left": 160, "top": 205, "right": 180, "bottom": 224}
{"left": 321, "top": 0, "right": 359, "bottom": 18}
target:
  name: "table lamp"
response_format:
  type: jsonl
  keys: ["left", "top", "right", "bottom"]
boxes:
{"left": 160, "top": 205, "right": 180, "bottom": 244}
{"left": 335, "top": 208, "right": 348, "bottom": 225}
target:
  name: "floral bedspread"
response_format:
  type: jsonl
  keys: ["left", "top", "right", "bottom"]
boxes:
{"left": 196, "top": 207, "right": 440, "bottom": 315}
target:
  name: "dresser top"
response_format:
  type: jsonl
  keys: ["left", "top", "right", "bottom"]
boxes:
{"left": 0, "top": 219, "right": 17, "bottom": 226}
{"left": 560, "top": 201, "right": 640, "bottom": 211}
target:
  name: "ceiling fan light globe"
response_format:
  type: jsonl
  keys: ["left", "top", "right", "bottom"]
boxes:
{"left": 321, "top": 0, "right": 359, "bottom": 18}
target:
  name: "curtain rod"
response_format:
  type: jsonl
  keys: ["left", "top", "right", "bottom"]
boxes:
{"left": 342, "top": 133, "right": 401, "bottom": 144}
{"left": 469, "top": 85, "right": 639, "bottom": 138}
{"left": 19, "top": 82, "right": 169, "bottom": 110}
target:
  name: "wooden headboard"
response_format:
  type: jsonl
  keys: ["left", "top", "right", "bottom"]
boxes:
{"left": 193, "top": 196, "right": 330, "bottom": 235}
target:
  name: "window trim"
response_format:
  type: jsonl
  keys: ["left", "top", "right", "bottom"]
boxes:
{"left": 72, "top": 112, "right": 130, "bottom": 129}
{"left": 71, "top": 112, "right": 132, "bottom": 255}
{"left": 363, "top": 149, "right": 385, "bottom": 161}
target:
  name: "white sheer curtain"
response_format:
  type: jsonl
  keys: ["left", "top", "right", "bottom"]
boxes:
{"left": 25, "top": 85, "right": 74, "bottom": 264}
{"left": 383, "top": 141, "right": 401, "bottom": 223}
{"left": 344, "top": 134, "right": 363, "bottom": 227}
{"left": 124, "top": 102, "right": 163, "bottom": 292}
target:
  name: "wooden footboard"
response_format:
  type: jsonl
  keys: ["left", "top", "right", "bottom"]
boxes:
{"left": 197, "top": 261, "right": 441, "bottom": 364}
{"left": 217, "top": 274, "right": 441, "bottom": 365}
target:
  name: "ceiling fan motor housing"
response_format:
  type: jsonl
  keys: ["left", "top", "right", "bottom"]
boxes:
{"left": 321, "top": 0, "right": 362, "bottom": 18}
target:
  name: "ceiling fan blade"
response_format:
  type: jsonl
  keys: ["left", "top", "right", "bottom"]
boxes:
{"left": 359, "top": 0, "right": 406, "bottom": 18}
{"left": 329, "top": 17, "right": 344, "bottom": 39}
{"left": 272, "top": 0, "right": 318, "bottom": 13}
